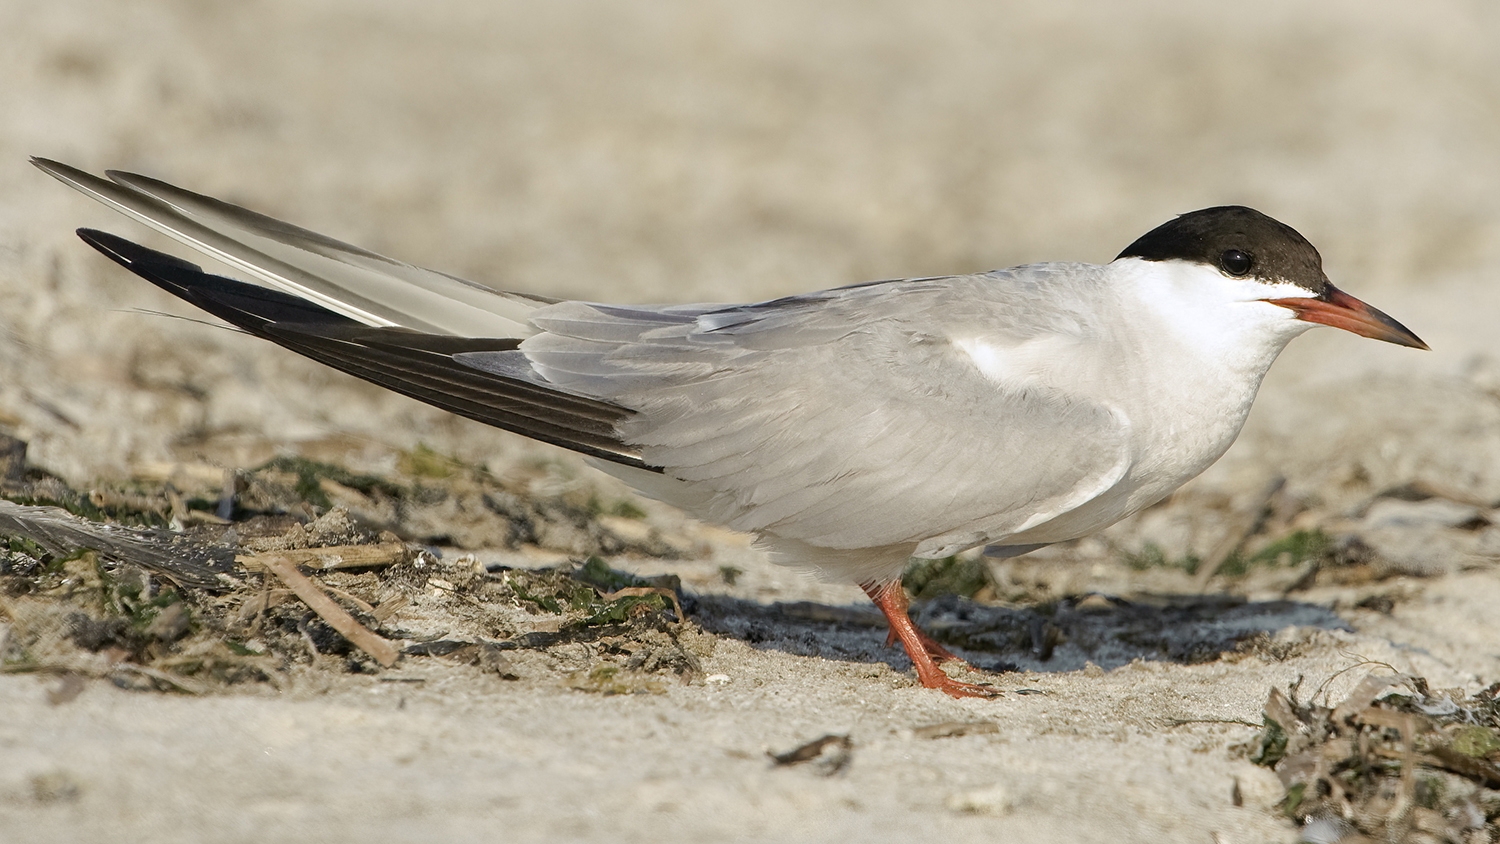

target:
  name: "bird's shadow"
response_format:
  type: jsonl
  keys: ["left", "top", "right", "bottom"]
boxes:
{"left": 689, "top": 590, "right": 1351, "bottom": 677}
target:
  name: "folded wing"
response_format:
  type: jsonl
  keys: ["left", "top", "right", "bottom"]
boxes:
{"left": 508, "top": 276, "right": 1133, "bottom": 553}
{"left": 76, "top": 229, "right": 650, "bottom": 469}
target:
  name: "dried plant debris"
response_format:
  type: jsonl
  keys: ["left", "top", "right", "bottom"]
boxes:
{"left": 1223, "top": 529, "right": 1338, "bottom": 578}
{"left": 912, "top": 721, "right": 1001, "bottom": 740}
{"left": 231, "top": 453, "right": 681, "bottom": 557}
{"left": 0, "top": 500, "right": 234, "bottom": 590}
{"left": 769, "top": 734, "right": 854, "bottom": 776}
{"left": 0, "top": 551, "right": 275, "bottom": 692}
{"left": 568, "top": 662, "right": 667, "bottom": 696}
{"left": 1250, "top": 672, "right": 1500, "bottom": 842}
{"left": 0, "top": 436, "right": 701, "bottom": 695}
{"left": 1105, "top": 471, "right": 1500, "bottom": 597}
{"left": 0, "top": 431, "right": 677, "bottom": 559}
{"left": 0, "top": 435, "right": 173, "bottom": 529}
{"left": 903, "top": 554, "right": 994, "bottom": 602}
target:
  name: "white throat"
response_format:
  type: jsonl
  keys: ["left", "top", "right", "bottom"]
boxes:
{"left": 1108, "top": 257, "right": 1316, "bottom": 374}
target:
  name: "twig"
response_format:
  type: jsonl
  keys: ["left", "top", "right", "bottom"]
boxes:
{"left": 318, "top": 583, "right": 377, "bottom": 615}
{"left": 913, "top": 721, "right": 1001, "bottom": 739}
{"left": 112, "top": 663, "right": 208, "bottom": 695}
{"left": 1193, "top": 475, "right": 1285, "bottom": 592}
{"left": 1311, "top": 653, "right": 1402, "bottom": 708}
{"left": 371, "top": 595, "right": 410, "bottom": 624}
{"left": 261, "top": 555, "right": 398, "bottom": 667}
{"left": 1163, "top": 717, "right": 1262, "bottom": 728}
{"left": 768, "top": 734, "right": 853, "bottom": 766}
{"left": 767, "top": 734, "right": 855, "bottom": 776}
{"left": 238, "top": 542, "right": 409, "bottom": 572}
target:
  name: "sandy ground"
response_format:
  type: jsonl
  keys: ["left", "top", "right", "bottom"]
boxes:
{"left": 2, "top": 2, "right": 1500, "bottom": 842}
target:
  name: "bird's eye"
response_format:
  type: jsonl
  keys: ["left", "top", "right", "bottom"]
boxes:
{"left": 1220, "top": 249, "right": 1253, "bottom": 276}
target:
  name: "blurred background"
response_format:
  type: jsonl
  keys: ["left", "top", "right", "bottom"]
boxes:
{"left": 1, "top": 0, "right": 1497, "bottom": 505}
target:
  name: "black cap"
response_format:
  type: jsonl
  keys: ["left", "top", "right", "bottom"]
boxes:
{"left": 1116, "top": 206, "right": 1329, "bottom": 295}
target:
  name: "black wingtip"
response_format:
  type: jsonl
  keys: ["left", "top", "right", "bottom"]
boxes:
{"left": 75, "top": 229, "right": 364, "bottom": 329}
{"left": 77, "top": 228, "right": 206, "bottom": 277}
{"left": 75, "top": 227, "right": 119, "bottom": 257}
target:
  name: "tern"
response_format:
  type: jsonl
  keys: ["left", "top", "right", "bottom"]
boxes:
{"left": 34, "top": 158, "right": 1426, "bottom": 698}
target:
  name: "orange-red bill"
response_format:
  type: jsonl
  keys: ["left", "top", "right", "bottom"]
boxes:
{"left": 1266, "top": 285, "right": 1428, "bottom": 350}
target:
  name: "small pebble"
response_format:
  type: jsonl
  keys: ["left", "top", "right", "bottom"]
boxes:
{"left": 945, "top": 784, "right": 1011, "bottom": 815}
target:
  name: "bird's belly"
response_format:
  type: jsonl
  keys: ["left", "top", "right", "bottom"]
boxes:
{"left": 997, "top": 372, "right": 1261, "bottom": 546}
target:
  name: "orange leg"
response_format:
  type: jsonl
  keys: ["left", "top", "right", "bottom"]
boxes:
{"left": 861, "top": 580, "right": 1000, "bottom": 699}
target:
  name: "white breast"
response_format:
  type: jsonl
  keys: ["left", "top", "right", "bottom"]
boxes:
{"left": 980, "top": 258, "right": 1315, "bottom": 545}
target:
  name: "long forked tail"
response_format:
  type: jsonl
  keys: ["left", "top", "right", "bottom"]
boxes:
{"left": 31, "top": 157, "right": 550, "bottom": 337}
{"left": 42, "top": 169, "right": 657, "bottom": 473}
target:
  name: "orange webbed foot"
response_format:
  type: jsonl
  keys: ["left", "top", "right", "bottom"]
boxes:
{"left": 863, "top": 579, "right": 1001, "bottom": 699}
{"left": 920, "top": 666, "right": 1003, "bottom": 699}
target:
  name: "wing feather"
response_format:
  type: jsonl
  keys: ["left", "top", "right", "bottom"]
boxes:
{"left": 75, "top": 229, "right": 651, "bottom": 469}
{"left": 519, "top": 274, "right": 1133, "bottom": 554}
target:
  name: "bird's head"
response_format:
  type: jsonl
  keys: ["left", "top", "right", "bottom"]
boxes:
{"left": 1116, "top": 205, "right": 1427, "bottom": 350}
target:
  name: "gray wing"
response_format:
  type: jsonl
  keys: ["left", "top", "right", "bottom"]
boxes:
{"left": 504, "top": 271, "right": 1133, "bottom": 553}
